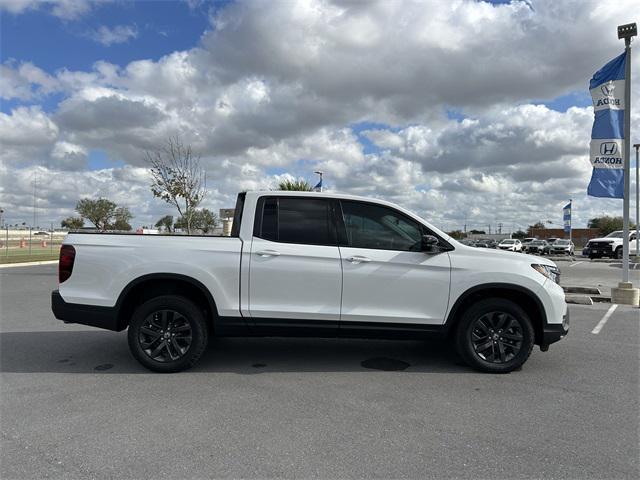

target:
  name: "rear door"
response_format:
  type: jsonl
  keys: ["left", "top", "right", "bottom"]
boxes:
{"left": 337, "top": 200, "right": 451, "bottom": 326}
{"left": 248, "top": 196, "right": 342, "bottom": 333}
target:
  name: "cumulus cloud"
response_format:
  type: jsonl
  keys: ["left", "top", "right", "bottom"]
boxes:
{"left": 86, "top": 24, "right": 138, "bottom": 46}
{"left": 1, "top": 0, "right": 637, "bottom": 231}
{"left": 0, "top": 0, "right": 99, "bottom": 19}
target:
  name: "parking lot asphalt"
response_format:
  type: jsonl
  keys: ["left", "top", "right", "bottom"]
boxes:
{"left": 1, "top": 265, "right": 638, "bottom": 479}
{"left": 557, "top": 258, "right": 640, "bottom": 296}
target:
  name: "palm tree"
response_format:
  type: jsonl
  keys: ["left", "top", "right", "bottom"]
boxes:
{"left": 277, "top": 179, "right": 313, "bottom": 191}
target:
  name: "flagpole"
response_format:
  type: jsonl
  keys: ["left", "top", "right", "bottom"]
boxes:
{"left": 618, "top": 23, "right": 636, "bottom": 283}
{"left": 635, "top": 143, "right": 639, "bottom": 258}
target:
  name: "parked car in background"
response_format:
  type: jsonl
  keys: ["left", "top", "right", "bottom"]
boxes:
{"left": 521, "top": 238, "right": 536, "bottom": 248}
{"left": 546, "top": 238, "right": 559, "bottom": 245}
{"left": 474, "top": 241, "right": 490, "bottom": 248}
{"left": 551, "top": 239, "right": 575, "bottom": 255}
{"left": 498, "top": 239, "right": 522, "bottom": 252}
{"left": 484, "top": 239, "right": 498, "bottom": 249}
{"left": 524, "top": 240, "right": 550, "bottom": 255}
{"left": 583, "top": 230, "right": 639, "bottom": 259}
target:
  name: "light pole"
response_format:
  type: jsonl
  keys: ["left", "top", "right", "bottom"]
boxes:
{"left": 314, "top": 170, "right": 323, "bottom": 192}
{"left": 618, "top": 22, "right": 636, "bottom": 282}
{"left": 635, "top": 143, "right": 639, "bottom": 257}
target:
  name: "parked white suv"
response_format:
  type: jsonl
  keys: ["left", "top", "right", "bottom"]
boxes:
{"left": 498, "top": 239, "right": 523, "bottom": 252}
{"left": 52, "top": 192, "right": 568, "bottom": 373}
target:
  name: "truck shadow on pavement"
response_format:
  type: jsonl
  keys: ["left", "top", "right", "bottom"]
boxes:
{"left": 0, "top": 331, "right": 470, "bottom": 374}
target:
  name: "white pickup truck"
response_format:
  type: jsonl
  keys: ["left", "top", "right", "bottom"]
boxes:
{"left": 52, "top": 191, "right": 568, "bottom": 373}
{"left": 584, "top": 230, "right": 639, "bottom": 259}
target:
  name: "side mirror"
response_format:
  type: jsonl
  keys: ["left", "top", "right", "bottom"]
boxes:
{"left": 421, "top": 234, "right": 440, "bottom": 252}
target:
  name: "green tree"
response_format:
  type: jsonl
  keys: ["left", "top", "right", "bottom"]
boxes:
{"left": 512, "top": 230, "right": 527, "bottom": 239}
{"left": 277, "top": 178, "right": 313, "bottom": 191}
{"left": 469, "top": 229, "right": 485, "bottom": 235}
{"left": 447, "top": 230, "right": 465, "bottom": 240}
{"left": 175, "top": 209, "right": 218, "bottom": 234}
{"left": 588, "top": 216, "right": 636, "bottom": 236}
{"left": 76, "top": 198, "right": 117, "bottom": 230}
{"left": 75, "top": 199, "right": 133, "bottom": 230}
{"left": 112, "top": 207, "right": 133, "bottom": 231}
{"left": 61, "top": 217, "right": 84, "bottom": 230}
{"left": 146, "top": 136, "right": 206, "bottom": 234}
{"left": 155, "top": 215, "right": 174, "bottom": 232}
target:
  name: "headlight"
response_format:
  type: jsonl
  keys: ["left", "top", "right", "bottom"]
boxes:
{"left": 532, "top": 264, "right": 560, "bottom": 284}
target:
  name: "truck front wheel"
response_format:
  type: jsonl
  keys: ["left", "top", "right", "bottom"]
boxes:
{"left": 455, "top": 298, "right": 534, "bottom": 373}
{"left": 127, "top": 295, "right": 209, "bottom": 373}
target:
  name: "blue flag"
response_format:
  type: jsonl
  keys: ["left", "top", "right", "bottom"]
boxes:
{"left": 563, "top": 201, "right": 571, "bottom": 234}
{"left": 587, "top": 52, "right": 626, "bottom": 198}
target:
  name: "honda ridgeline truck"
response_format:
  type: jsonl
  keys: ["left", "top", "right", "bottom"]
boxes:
{"left": 52, "top": 191, "right": 569, "bottom": 373}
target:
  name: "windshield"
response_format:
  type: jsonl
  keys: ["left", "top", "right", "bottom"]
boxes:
{"left": 605, "top": 231, "right": 624, "bottom": 238}
{"left": 555, "top": 240, "right": 570, "bottom": 245}
{"left": 502, "top": 240, "right": 515, "bottom": 244}
{"left": 531, "top": 241, "right": 545, "bottom": 245}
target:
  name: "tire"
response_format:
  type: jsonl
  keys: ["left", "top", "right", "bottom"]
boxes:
{"left": 615, "top": 247, "right": 623, "bottom": 259}
{"left": 127, "top": 295, "right": 209, "bottom": 373}
{"left": 589, "top": 254, "right": 600, "bottom": 260}
{"left": 455, "top": 298, "right": 535, "bottom": 373}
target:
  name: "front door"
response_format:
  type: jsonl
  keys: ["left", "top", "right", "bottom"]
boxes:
{"left": 338, "top": 200, "right": 451, "bottom": 326}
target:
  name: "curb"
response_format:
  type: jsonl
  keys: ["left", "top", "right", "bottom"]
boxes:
{"left": 565, "top": 295, "right": 593, "bottom": 305}
{"left": 0, "top": 260, "right": 58, "bottom": 269}
{"left": 563, "top": 286, "right": 602, "bottom": 295}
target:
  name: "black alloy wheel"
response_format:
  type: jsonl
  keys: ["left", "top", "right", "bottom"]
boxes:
{"left": 469, "top": 312, "right": 523, "bottom": 364}
{"left": 138, "top": 310, "right": 193, "bottom": 362}
{"left": 128, "top": 295, "right": 208, "bottom": 373}
{"left": 455, "top": 298, "right": 534, "bottom": 373}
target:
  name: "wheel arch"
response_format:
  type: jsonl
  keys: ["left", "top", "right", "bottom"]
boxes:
{"left": 114, "top": 273, "right": 219, "bottom": 331}
{"left": 445, "top": 283, "right": 547, "bottom": 345}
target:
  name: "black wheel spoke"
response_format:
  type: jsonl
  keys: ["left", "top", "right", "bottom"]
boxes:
{"left": 140, "top": 326, "right": 160, "bottom": 338}
{"left": 475, "top": 339, "right": 493, "bottom": 352}
{"left": 496, "top": 341, "right": 506, "bottom": 362}
{"left": 502, "top": 332, "right": 522, "bottom": 341}
{"left": 160, "top": 311, "right": 168, "bottom": 330}
{"left": 150, "top": 341, "right": 166, "bottom": 358}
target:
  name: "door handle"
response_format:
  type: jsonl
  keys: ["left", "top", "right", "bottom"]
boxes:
{"left": 255, "top": 249, "right": 281, "bottom": 257}
{"left": 346, "top": 255, "right": 371, "bottom": 264}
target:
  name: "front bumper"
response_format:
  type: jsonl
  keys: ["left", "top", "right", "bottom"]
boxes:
{"left": 541, "top": 309, "right": 570, "bottom": 348}
{"left": 52, "top": 289, "right": 121, "bottom": 331}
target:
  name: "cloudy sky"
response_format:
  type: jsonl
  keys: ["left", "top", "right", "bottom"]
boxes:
{"left": 1, "top": 0, "right": 638, "bottom": 232}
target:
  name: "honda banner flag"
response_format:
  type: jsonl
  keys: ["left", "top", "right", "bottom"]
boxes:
{"left": 563, "top": 201, "right": 571, "bottom": 234}
{"left": 587, "top": 52, "right": 626, "bottom": 198}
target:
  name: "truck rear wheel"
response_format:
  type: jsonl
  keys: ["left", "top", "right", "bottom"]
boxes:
{"left": 455, "top": 298, "right": 534, "bottom": 373}
{"left": 127, "top": 295, "right": 208, "bottom": 373}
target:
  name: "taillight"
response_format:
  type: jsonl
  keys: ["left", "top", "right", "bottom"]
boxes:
{"left": 59, "top": 245, "right": 76, "bottom": 283}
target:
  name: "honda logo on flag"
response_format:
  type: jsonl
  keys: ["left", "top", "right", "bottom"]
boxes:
{"left": 600, "top": 82, "right": 615, "bottom": 97}
{"left": 600, "top": 142, "right": 618, "bottom": 155}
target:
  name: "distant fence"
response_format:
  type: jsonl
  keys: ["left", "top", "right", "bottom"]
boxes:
{"left": 1, "top": 228, "right": 67, "bottom": 260}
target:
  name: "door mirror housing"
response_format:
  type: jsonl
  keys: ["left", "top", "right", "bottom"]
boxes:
{"left": 421, "top": 234, "right": 440, "bottom": 252}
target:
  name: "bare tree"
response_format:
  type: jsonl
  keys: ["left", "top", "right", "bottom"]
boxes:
{"left": 145, "top": 136, "right": 206, "bottom": 234}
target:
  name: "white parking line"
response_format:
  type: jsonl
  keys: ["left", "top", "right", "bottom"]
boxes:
{"left": 569, "top": 261, "right": 583, "bottom": 267}
{"left": 591, "top": 304, "right": 618, "bottom": 334}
